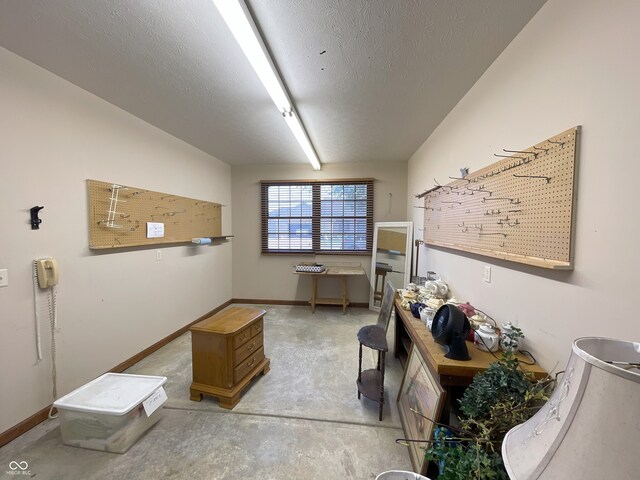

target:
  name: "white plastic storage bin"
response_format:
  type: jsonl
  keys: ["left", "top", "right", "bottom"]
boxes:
{"left": 53, "top": 373, "right": 168, "bottom": 453}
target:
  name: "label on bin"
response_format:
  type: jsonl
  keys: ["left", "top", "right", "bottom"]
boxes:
{"left": 142, "top": 387, "right": 168, "bottom": 417}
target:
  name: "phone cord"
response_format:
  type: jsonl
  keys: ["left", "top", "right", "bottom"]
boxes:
{"left": 33, "top": 261, "right": 59, "bottom": 418}
{"left": 48, "top": 286, "right": 59, "bottom": 419}
{"left": 32, "top": 261, "right": 43, "bottom": 362}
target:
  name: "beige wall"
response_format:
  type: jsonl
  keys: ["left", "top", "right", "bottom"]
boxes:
{"left": 231, "top": 162, "right": 408, "bottom": 303}
{"left": 408, "top": 0, "right": 640, "bottom": 370}
{"left": 0, "top": 48, "right": 232, "bottom": 433}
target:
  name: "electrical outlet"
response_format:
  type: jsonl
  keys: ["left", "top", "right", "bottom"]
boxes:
{"left": 483, "top": 265, "right": 491, "bottom": 283}
{"left": 0, "top": 269, "right": 7, "bottom": 287}
{"left": 156, "top": 250, "right": 162, "bottom": 261}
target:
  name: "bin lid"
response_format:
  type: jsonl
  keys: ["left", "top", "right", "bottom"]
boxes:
{"left": 53, "top": 373, "right": 167, "bottom": 415}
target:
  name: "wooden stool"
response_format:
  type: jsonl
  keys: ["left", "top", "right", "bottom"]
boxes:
{"left": 356, "top": 325, "right": 388, "bottom": 421}
{"left": 373, "top": 262, "right": 392, "bottom": 305}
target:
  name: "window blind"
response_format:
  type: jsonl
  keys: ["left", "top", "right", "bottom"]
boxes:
{"left": 260, "top": 179, "right": 374, "bottom": 254}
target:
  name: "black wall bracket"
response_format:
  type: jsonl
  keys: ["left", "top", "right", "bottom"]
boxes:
{"left": 30, "top": 206, "right": 44, "bottom": 230}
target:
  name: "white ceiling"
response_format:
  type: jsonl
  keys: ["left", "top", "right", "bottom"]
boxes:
{"left": 0, "top": 0, "right": 545, "bottom": 167}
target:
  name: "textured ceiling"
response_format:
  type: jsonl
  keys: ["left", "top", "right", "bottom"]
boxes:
{"left": 0, "top": 0, "right": 545, "bottom": 166}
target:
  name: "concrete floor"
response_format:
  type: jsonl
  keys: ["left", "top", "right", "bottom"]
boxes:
{"left": 0, "top": 304, "right": 413, "bottom": 479}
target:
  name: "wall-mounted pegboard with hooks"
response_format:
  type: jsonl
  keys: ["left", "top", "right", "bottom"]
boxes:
{"left": 87, "top": 179, "right": 222, "bottom": 249}
{"left": 420, "top": 126, "right": 580, "bottom": 270}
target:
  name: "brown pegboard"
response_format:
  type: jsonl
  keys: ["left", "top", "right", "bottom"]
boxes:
{"left": 87, "top": 179, "right": 222, "bottom": 249}
{"left": 422, "top": 127, "right": 580, "bottom": 269}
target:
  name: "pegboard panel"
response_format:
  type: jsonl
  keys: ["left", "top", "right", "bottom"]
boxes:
{"left": 87, "top": 179, "right": 221, "bottom": 249}
{"left": 422, "top": 127, "right": 580, "bottom": 269}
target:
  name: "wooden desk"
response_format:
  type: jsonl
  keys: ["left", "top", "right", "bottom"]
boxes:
{"left": 295, "top": 265, "right": 366, "bottom": 314}
{"left": 393, "top": 298, "right": 546, "bottom": 419}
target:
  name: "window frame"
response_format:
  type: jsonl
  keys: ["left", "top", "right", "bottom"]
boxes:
{"left": 260, "top": 178, "right": 374, "bottom": 255}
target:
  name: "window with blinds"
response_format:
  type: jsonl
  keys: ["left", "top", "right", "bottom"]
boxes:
{"left": 260, "top": 179, "right": 374, "bottom": 254}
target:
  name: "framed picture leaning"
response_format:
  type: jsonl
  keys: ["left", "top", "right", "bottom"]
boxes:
{"left": 397, "top": 344, "right": 445, "bottom": 473}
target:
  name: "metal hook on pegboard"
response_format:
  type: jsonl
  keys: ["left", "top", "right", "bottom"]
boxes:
{"left": 503, "top": 148, "right": 538, "bottom": 159}
{"left": 513, "top": 174, "right": 551, "bottom": 184}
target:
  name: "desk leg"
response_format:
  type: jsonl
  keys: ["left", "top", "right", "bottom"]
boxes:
{"left": 378, "top": 351, "right": 385, "bottom": 421}
{"left": 311, "top": 276, "right": 318, "bottom": 313}
{"left": 357, "top": 342, "right": 363, "bottom": 399}
{"left": 439, "top": 381, "right": 451, "bottom": 425}
{"left": 393, "top": 304, "right": 401, "bottom": 359}
{"left": 342, "top": 277, "right": 348, "bottom": 314}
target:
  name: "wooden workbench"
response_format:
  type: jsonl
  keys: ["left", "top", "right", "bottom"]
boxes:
{"left": 295, "top": 265, "right": 366, "bottom": 314}
{"left": 394, "top": 297, "right": 546, "bottom": 381}
{"left": 394, "top": 297, "right": 547, "bottom": 421}
{"left": 394, "top": 297, "right": 547, "bottom": 477}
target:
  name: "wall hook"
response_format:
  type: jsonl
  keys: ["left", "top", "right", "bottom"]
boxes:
{"left": 513, "top": 174, "right": 551, "bottom": 184}
{"left": 30, "top": 206, "right": 44, "bottom": 230}
{"left": 448, "top": 176, "right": 471, "bottom": 183}
{"left": 482, "top": 197, "right": 513, "bottom": 204}
{"left": 503, "top": 148, "right": 538, "bottom": 158}
{"left": 434, "top": 179, "right": 454, "bottom": 190}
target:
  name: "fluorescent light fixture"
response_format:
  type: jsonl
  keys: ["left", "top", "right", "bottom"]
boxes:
{"left": 213, "top": 0, "right": 321, "bottom": 170}
{"left": 283, "top": 110, "right": 321, "bottom": 170}
{"left": 213, "top": 0, "right": 289, "bottom": 111}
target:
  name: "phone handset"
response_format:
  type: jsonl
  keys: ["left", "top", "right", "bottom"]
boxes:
{"left": 36, "top": 258, "right": 59, "bottom": 288}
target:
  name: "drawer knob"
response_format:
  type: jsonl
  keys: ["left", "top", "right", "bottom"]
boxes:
{"left": 248, "top": 342, "right": 256, "bottom": 351}
{"left": 248, "top": 358, "right": 256, "bottom": 368}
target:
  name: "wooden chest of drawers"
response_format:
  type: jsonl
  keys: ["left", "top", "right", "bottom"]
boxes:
{"left": 189, "top": 307, "right": 270, "bottom": 409}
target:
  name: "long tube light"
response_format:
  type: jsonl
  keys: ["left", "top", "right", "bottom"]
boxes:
{"left": 283, "top": 110, "right": 321, "bottom": 170}
{"left": 213, "top": 0, "right": 322, "bottom": 170}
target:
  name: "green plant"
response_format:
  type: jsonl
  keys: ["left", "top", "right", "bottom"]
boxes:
{"left": 426, "top": 429, "right": 509, "bottom": 480}
{"left": 459, "top": 353, "right": 530, "bottom": 420}
{"left": 424, "top": 353, "right": 553, "bottom": 479}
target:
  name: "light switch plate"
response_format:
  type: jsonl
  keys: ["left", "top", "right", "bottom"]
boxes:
{"left": 483, "top": 265, "right": 491, "bottom": 283}
{"left": 0, "top": 269, "right": 8, "bottom": 287}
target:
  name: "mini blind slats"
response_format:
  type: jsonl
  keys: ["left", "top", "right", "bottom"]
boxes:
{"left": 260, "top": 179, "right": 374, "bottom": 254}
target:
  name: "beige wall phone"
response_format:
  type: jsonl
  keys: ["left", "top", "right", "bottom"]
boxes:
{"left": 36, "top": 258, "right": 59, "bottom": 288}
{"left": 33, "top": 258, "right": 60, "bottom": 415}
